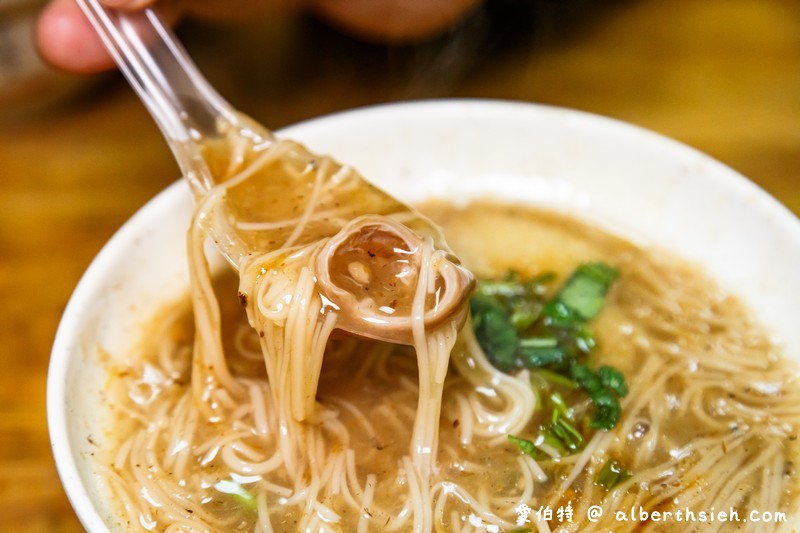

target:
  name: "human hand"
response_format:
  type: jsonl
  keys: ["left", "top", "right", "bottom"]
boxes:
{"left": 36, "top": 0, "right": 480, "bottom": 74}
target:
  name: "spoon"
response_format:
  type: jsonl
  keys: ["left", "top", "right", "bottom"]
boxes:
{"left": 75, "top": 0, "right": 474, "bottom": 343}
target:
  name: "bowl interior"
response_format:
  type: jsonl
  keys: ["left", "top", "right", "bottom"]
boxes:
{"left": 48, "top": 100, "right": 800, "bottom": 530}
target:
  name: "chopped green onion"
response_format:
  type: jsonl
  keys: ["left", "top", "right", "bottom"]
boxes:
{"left": 510, "top": 395, "right": 585, "bottom": 458}
{"left": 535, "top": 431, "right": 567, "bottom": 457}
{"left": 596, "top": 458, "right": 633, "bottom": 490}
{"left": 473, "top": 262, "right": 628, "bottom": 449}
{"left": 546, "top": 393, "right": 584, "bottom": 452}
{"left": 215, "top": 479, "right": 257, "bottom": 511}
{"left": 549, "top": 392, "right": 570, "bottom": 419}
{"left": 520, "top": 337, "right": 559, "bottom": 348}
{"left": 508, "top": 434, "right": 542, "bottom": 459}
{"left": 476, "top": 279, "right": 527, "bottom": 297}
{"left": 550, "top": 419, "right": 584, "bottom": 452}
{"left": 509, "top": 297, "right": 542, "bottom": 330}
{"left": 532, "top": 369, "right": 579, "bottom": 389}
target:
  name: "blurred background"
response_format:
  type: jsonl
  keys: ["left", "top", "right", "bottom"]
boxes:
{"left": 1, "top": 0, "right": 799, "bottom": 529}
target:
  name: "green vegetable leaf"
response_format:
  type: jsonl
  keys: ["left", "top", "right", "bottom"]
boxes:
{"left": 473, "top": 262, "right": 627, "bottom": 449}
{"left": 542, "top": 300, "right": 584, "bottom": 328}
{"left": 518, "top": 345, "right": 566, "bottom": 368}
{"left": 556, "top": 262, "right": 619, "bottom": 320}
{"left": 470, "top": 294, "right": 519, "bottom": 371}
{"left": 569, "top": 362, "right": 624, "bottom": 429}
{"left": 599, "top": 365, "right": 629, "bottom": 397}
{"left": 568, "top": 362, "right": 599, "bottom": 391}
{"left": 589, "top": 388, "right": 622, "bottom": 430}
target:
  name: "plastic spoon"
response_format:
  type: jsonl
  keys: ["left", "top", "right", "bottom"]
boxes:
{"left": 75, "top": 0, "right": 474, "bottom": 343}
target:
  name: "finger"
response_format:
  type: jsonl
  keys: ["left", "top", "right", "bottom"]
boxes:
{"left": 36, "top": 0, "right": 182, "bottom": 74}
{"left": 36, "top": 0, "right": 117, "bottom": 73}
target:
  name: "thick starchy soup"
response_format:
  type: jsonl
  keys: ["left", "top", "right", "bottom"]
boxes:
{"left": 95, "top": 198, "right": 800, "bottom": 532}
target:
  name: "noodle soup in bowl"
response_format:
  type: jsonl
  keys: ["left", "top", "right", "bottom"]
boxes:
{"left": 49, "top": 100, "right": 800, "bottom": 531}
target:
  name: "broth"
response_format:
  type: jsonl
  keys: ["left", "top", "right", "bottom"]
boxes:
{"left": 96, "top": 201, "right": 800, "bottom": 532}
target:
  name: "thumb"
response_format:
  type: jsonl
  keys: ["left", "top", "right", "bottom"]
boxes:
{"left": 37, "top": 0, "right": 117, "bottom": 73}
{"left": 36, "top": 0, "right": 176, "bottom": 74}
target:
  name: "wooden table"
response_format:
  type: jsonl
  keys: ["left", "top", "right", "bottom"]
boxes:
{"left": 1, "top": 0, "right": 798, "bottom": 529}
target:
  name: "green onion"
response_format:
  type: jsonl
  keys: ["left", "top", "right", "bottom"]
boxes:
{"left": 509, "top": 297, "right": 542, "bottom": 330}
{"left": 520, "top": 337, "right": 559, "bottom": 348}
{"left": 508, "top": 434, "right": 543, "bottom": 459}
{"left": 214, "top": 479, "right": 257, "bottom": 512}
{"left": 535, "top": 431, "right": 567, "bottom": 457}
{"left": 550, "top": 418, "right": 584, "bottom": 452}
{"left": 549, "top": 392, "right": 569, "bottom": 416}
{"left": 476, "top": 279, "right": 527, "bottom": 297}
{"left": 596, "top": 458, "right": 633, "bottom": 490}
{"left": 473, "top": 262, "right": 628, "bottom": 449}
{"left": 546, "top": 393, "right": 583, "bottom": 452}
{"left": 532, "top": 369, "right": 579, "bottom": 389}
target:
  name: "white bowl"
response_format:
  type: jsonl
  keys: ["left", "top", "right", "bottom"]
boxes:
{"left": 48, "top": 99, "right": 800, "bottom": 530}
